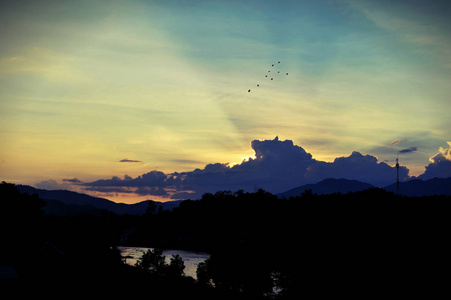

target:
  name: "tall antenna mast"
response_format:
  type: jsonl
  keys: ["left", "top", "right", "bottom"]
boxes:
{"left": 396, "top": 154, "right": 399, "bottom": 195}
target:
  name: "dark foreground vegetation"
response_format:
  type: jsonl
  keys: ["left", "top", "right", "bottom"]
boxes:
{"left": 1, "top": 181, "right": 448, "bottom": 298}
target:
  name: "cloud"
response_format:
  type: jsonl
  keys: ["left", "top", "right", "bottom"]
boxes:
{"left": 170, "top": 191, "right": 197, "bottom": 200}
{"left": 84, "top": 172, "right": 173, "bottom": 197}
{"left": 399, "top": 147, "right": 418, "bottom": 154}
{"left": 135, "top": 186, "right": 169, "bottom": 196}
{"left": 9, "top": 56, "right": 25, "bottom": 62}
{"left": 391, "top": 139, "right": 407, "bottom": 145}
{"left": 87, "top": 171, "right": 167, "bottom": 187}
{"left": 419, "top": 142, "right": 451, "bottom": 180}
{"left": 84, "top": 185, "right": 168, "bottom": 197}
{"left": 36, "top": 179, "right": 70, "bottom": 190}
{"left": 309, "top": 151, "right": 409, "bottom": 187}
{"left": 168, "top": 137, "right": 317, "bottom": 196}
{"left": 81, "top": 137, "right": 318, "bottom": 198}
{"left": 119, "top": 158, "right": 142, "bottom": 163}
{"left": 81, "top": 137, "right": 408, "bottom": 199}
{"left": 62, "top": 178, "right": 83, "bottom": 183}
{"left": 84, "top": 186, "right": 135, "bottom": 194}
{"left": 348, "top": 0, "right": 451, "bottom": 68}
{"left": 170, "top": 159, "right": 204, "bottom": 165}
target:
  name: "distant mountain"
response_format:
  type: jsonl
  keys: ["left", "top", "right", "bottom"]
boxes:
{"left": 383, "top": 177, "right": 451, "bottom": 197}
{"left": 278, "top": 178, "right": 375, "bottom": 198}
{"left": 16, "top": 185, "right": 183, "bottom": 216}
{"left": 278, "top": 177, "right": 451, "bottom": 199}
{"left": 16, "top": 177, "right": 450, "bottom": 216}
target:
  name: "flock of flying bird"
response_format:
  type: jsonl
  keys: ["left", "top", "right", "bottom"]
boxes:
{"left": 248, "top": 61, "right": 288, "bottom": 92}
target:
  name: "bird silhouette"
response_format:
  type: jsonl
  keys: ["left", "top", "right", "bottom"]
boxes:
{"left": 246, "top": 60, "right": 288, "bottom": 93}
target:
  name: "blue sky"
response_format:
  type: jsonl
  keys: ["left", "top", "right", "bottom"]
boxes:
{"left": 1, "top": 0, "right": 450, "bottom": 202}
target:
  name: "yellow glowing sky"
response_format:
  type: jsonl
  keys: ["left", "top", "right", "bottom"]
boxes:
{"left": 1, "top": 0, "right": 450, "bottom": 202}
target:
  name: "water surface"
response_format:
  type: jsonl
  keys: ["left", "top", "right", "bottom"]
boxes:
{"left": 118, "top": 246, "right": 209, "bottom": 279}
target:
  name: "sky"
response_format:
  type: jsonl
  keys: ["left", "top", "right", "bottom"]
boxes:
{"left": 1, "top": 0, "right": 450, "bottom": 203}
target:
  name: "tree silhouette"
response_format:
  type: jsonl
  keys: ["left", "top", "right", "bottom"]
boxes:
{"left": 195, "top": 248, "right": 274, "bottom": 297}
{"left": 0, "top": 181, "right": 45, "bottom": 220}
{"left": 135, "top": 248, "right": 166, "bottom": 274}
{"left": 134, "top": 249, "right": 187, "bottom": 279}
{"left": 145, "top": 201, "right": 158, "bottom": 216}
{"left": 0, "top": 181, "right": 46, "bottom": 265}
{"left": 167, "top": 254, "right": 185, "bottom": 278}
{"left": 196, "top": 260, "right": 211, "bottom": 285}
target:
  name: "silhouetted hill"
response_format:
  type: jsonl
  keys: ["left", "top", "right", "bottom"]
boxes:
{"left": 384, "top": 177, "right": 451, "bottom": 196}
{"left": 16, "top": 185, "right": 182, "bottom": 215}
{"left": 278, "top": 178, "right": 374, "bottom": 198}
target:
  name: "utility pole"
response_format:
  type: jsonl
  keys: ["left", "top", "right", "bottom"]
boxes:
{"left": 396, "top": 154, "right": 400, "bottom": 195}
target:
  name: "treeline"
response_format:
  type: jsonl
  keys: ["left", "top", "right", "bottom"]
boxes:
{"left": 1, "top": 181, "right": 448, "bottom": 298}
{"left": 129, "top": 188, "right": 449, "bottom": 298}
{"left": 0, "top": 181, "right": 219, "bottom": 297}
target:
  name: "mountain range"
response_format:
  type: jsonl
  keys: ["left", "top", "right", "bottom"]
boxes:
{"left": 383, "top": 177, "right": 451, "bottom": 197}
{"left": 278, "top": 178, "right": 375, "bottom": 198}
{"left": 16, "top": 185, "right": 182, "bottom": 216}
{"left": 16, "top": 177, "right": 450, "bottom": 216}
{"left": 278, "top": 177, "right": 451, "bottom": 198}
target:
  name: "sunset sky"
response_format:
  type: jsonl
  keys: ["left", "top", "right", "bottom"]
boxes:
{"left": 1, "top": 0, "right": 450, "bottom": 203}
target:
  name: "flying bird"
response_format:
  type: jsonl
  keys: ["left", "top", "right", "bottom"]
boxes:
{"left": 246, "top": 60, "right": 288, "bottom": 93}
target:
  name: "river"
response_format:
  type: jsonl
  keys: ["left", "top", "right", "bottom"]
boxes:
{"left": 118, "top": 246, "right": 209, "bottom": 279}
